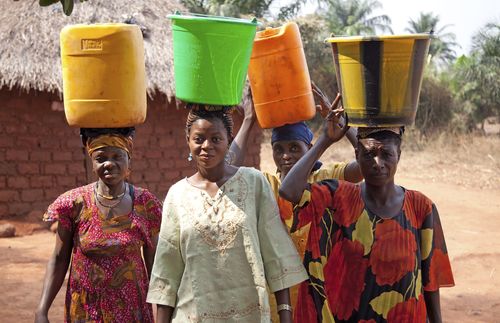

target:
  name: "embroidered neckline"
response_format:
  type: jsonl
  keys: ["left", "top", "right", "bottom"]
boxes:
{"left": 184, "top": 167, "right": 242, "bottom": 198}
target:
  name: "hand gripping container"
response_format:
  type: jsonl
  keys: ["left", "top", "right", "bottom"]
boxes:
{"left": 60, "top": 23, "right": 147, "bottom": 128}
{"left": 326, "top": 34, "right": 431, "bottom": 127}
{"left": 248, "top": 22, "right": 316, "bottom": 129}
{"left": 168, "top": 12, "right": 258, "bottom": 105}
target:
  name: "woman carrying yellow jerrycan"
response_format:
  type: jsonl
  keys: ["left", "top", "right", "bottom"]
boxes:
{"left": 35, "top": 24, "right": 162, "bottom": 323}
{"left": 35, "top": 128, "right": 162, "bottom": 323}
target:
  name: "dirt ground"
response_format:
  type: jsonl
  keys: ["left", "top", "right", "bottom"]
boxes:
{"left": 0, "top": 134, "right": 499, "bottom": 323}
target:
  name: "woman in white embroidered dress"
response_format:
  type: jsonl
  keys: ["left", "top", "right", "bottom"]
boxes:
{"left": 147, "top": 105, "right": 307, "bottom": 323}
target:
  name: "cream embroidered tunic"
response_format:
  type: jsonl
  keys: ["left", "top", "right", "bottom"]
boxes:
{"left": 147, "top": 167, "right": 307, "bottom": 322}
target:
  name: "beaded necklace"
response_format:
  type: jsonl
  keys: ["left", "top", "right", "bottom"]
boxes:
{"left": 94, "top": 182, "right": 128, "bottom": 217}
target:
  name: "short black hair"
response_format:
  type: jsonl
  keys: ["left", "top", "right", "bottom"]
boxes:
{"left": 80, "top": 127, "right": 135, "bottom": 146}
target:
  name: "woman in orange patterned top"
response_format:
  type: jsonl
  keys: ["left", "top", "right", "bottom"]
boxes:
{"left": 279, "top": 109, "right": 455, "bottom": 322}
{"left": 35, "top": 128, "right": 162, "bottom": 323}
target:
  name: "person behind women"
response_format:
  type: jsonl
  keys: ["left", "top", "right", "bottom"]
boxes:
{"left": 279, "top": 108, "right": 455, "bottom": 322}
{"left": 146, "top": 105, "right": 307, "bottom": 322}
{"left": 229, "top": 85, "right": 363, "bottom": 321}
{"left": 35, "top": 128, "right": 162, "bottom": 323}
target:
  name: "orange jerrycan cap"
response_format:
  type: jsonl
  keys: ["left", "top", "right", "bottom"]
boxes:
{"left": 251, "top": 22, "right": 303, "bottom": 59}
{"left": 254, "top": 22, "right": 298, "bottom": 41}
{"left": 256, "top": 26, "right": 283, "bottom": 39}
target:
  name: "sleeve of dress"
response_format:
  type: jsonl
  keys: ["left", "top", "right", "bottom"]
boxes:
{"left": 139, "top": 189, "right": 163, "bottom": 249}
{"left": 292, "top": 180, "right": 338, "bottom": 229}
{"left": 421, "top": 203, "right": 455, "bottom": 291}
{"left": 257, "top": 173, "right": 308, "bottom": 293}
{"left": 42, "top": 190, "right": 80, "bottom": 231}
{"left": 309, "top": 162, "right": 347, "bottom": 182}
{"left": 293, "top": 164, "right": 345, "bottom": 219}
{"left": 146, "top": 191, "right": 184, "bottom": 306}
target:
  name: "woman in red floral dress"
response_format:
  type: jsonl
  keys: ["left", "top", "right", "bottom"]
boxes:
{"left": 35, "top": 128, "right": 162, "bottom": 323}
{"left": 280, "top": 109, "right": 454, "bottom": 323}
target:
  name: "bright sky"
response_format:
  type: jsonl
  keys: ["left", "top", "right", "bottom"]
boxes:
{"left": 271, "top": 0, "right": 500, "bottom": 56}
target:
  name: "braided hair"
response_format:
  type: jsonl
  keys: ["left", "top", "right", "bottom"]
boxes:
{"left": 185, "top": 104, "right": 234, "bottom": 143}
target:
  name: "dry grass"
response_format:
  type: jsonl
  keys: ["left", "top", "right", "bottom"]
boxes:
{"left": 398, "top": 133, "right": 500, "bottom": 190}
{"left": 260, "top": 129, "right": 500, "bottom": 190}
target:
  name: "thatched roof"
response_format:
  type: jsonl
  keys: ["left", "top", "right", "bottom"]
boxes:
{"left": 0, "top": 0, "right": 184, "bottom": 98}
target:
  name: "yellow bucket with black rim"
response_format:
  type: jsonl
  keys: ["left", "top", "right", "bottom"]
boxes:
{"left": 326, "top": 34, "right": 431, "bottom": 127}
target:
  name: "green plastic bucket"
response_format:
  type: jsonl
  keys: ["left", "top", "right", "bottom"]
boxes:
{"left": 168, "top": 13, "right": 258, "bottom": 105}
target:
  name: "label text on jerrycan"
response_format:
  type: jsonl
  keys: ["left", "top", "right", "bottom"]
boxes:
{"left": 81, "top": 39, "right": 103, "bottom": 51}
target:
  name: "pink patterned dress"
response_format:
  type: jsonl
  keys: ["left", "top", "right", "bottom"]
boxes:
{"left": 43, "top": 183, "right": 162, "bottom": 323}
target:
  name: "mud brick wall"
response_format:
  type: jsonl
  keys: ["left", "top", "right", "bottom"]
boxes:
{"left": 0, "top": 87, "right": 262, "bottom": 218}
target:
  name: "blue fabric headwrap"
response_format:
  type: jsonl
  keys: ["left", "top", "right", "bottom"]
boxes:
{"left": 271, "top": 122, "right": 323, "bottom": 172}
{"left": 271, "top": 122, "right": 313, "bottom": 145}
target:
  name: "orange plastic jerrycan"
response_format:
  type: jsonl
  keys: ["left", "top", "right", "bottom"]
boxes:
{"left": 248, "top": 22, "right": 315, "bottom": 129}
{"left": 60, "top": 24, "right": 147, "bottom": 128}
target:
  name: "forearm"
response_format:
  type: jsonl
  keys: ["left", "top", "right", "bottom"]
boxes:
{"left": 424, "top": 290, "right": 442, "bottom": 323}
{"left": 345, "top": 127, "right": 358, "bottom": 148}
{"left": 157, "top": 304, "right": 174, "bottom": 323}
{"left": 143, "top": 247, "right": 155, "bottom": 280}
{"left": 274, "top": 288, "right": 292, "bottom": 323}
{"left": 36, "top": 253, "right": 71, "bottom": 314}
{"left": 229, "top": 116, "right": 255, "bottom": 166}
{"left": 143, "top": 234, "right": 158, "bottom": 279}
{"left": 280, "top": 136, "right": 332, "bottom": 204}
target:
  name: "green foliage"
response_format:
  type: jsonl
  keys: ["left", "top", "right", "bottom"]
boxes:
{"left": 294, "top": 0, "right": 393, "bottom": 102}
{"left": 38, "top": 0, "right": 87, "bottom": 16}
{"left": 295, "top": 15, "right": 337, "bottom": 98}
{"left": 179, "top": 0, "right": 308, "bottom": 19}
{"left": 39, "top": 0, "right": 59, "bottom": 6}
{"left": 406, "top": 12, "right": 458, "bottom": 67}
{"left": 318, "top": 0, "right": 392, "bottom": 36}
{"left": 452, "top": 21, "right": 500, "bottom": 131}
{"left": 415, "top": 75, "right": 456, "bottom": 135}
{"left": 276, "top": 0, "right": 309, "bottom": 20}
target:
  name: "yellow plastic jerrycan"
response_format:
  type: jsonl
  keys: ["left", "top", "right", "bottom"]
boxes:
{"left": 60, "top": 24, "right": 147, "bottom": 128}
{"left": 248, "top": 22, "right": 315, "bottom": 129}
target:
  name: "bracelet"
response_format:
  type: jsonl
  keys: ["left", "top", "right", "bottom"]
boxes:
{"left": 277, "top": 304, "right": 293, "bottom": 312}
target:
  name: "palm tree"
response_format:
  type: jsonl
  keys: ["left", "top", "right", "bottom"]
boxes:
{"left": 319, "top": 0, "right": 393, "bottom": 36}
{"left": 406, "top": 12, "right": 459, "bottom": 66}
{"left": 471, "top": 22, "right": 500, "bottom": 58}
{"left": 453, "top": 21, "right": 500, "bottom": 131}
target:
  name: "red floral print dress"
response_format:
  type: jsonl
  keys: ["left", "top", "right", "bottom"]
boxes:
{"left": 293, "top": 180, "right": 454, "bottom": 322}
{"left": 43, "top": 183, "right": 162, "bottom": 323}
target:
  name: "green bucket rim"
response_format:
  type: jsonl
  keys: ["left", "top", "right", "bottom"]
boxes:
{"left": 325, "top": 33, "right": 432, "bottom": 43}
{"left": 167, "top": 12, "right": 258, "bottom": 26}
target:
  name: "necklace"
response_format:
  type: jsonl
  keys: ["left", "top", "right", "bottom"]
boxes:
{"left": 94, "top": 183, "right": 127, "bottom": 210}
{"left": 96, "top": 190, "right": 125, "bottom": 200}
{"left": 95, "top": 182, "right": 126, "bottom": 200}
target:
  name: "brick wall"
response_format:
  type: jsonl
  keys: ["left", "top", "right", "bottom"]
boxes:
{"left": 0, "top": 87, "right": 262, "bottom": 219}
